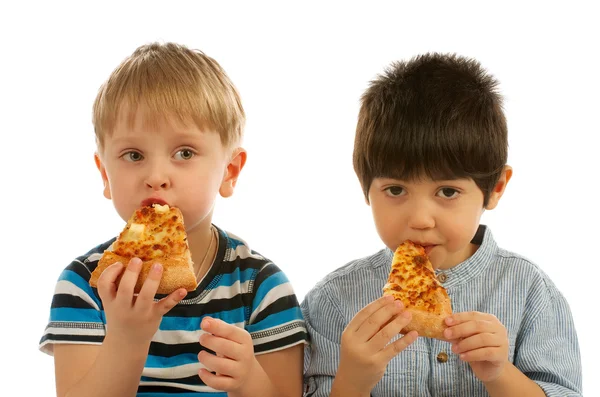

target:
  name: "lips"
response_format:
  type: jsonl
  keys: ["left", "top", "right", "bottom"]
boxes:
{"left": 423, "top": 245, "right": 436, "bottom": 255}
{"left": 141, "top": 197, "right": 169, "bottom": 207}
{"left": 411, "top": 242, "right": 437, "bottom": 256}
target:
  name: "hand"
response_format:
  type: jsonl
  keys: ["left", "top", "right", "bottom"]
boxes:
{"left": 97, "top": 258, "right": 188, "bottom": 346}
{"left": 444, "top": 312, "right": 509, "bottom": 383}
{"left": 197, "top": 317, "right": 259, "bottom": 393}
{"left": 334, "top": 296, "right": 418, "bottom": 395}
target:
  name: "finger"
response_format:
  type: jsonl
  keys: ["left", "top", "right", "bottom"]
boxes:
{"left": 199, "top": 332, "right": 241, "bottom": 360}
{"left": 197, "top": 350, "right": 236, "bottom": 377}
{"left": 380, "top": 330, "right": 419, "bottom": 362}
{"left": 452, "top": 333, "right": 502, "bottom": 355}
{"left": 369, "top": 309, "right": 413, "bottom": 351}
{"left": 355, "top": 299, "right": 403, "bottom": 342}
{"left": 135, "top": 263, "right": 163, "bottom": 309}
{"left": 457, "top": 346, "right": 505, "bottom": 363}
{"left": 347, "top": 296, "right": 395, "bottom": 333}
{"left": 445, "top": 311, "right": 495, "bottom": 326}
{"left": 156, "top": 288, "right": 187, "bottom": 316}
{"left": 444, "top": 318, "right": 497, "bottom": 340}
{"left": 201, "top": 317, "right": 250, "bottom": 345}
{"left": 198, "top": 368, "right": 234, "bottom": 391}
{"left": 96, "top": 262, "right": 124, "bottom": 301}
{"left": 115, "top": 257, "right": 143, "bottom": 302}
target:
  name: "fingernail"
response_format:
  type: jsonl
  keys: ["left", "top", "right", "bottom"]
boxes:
{"left": 202, "top": 318, "right": 211, "bottom": 329}
{"left": 445, "top": 317, "right": 454, "bottom": 325}
{"left": 179, "top": 289, "right": 187, "bottom": 298}
{"left": 444, "top": 329, "right": 452, "bottom": 338}
{"left": 152, "top": 263, "right": 163, "bottom": 272}
{"left": 395, "top": 301, "right": 403, "bottom": 309}
{"left": 402, "top": 310, "right": 411, "bottom": 319}
{"left": 131, "top": 257, "right": 142, "bottom": 266}
{"left": 385, "top": 295, "right": 394, "bottom": 302}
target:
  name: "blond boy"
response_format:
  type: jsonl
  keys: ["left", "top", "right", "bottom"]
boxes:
{"left": 39, "top": 42, "right": 307, "bottom": 397}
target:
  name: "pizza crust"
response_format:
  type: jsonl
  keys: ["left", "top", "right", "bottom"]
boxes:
{"left": 382, "top": 285, "right": 451, "bottom": 340}
{"left": 88, "top": 204, "right": 197, "bottom": 295}
{"left": 89, "top": 251, "right": 197, "bottom": 295}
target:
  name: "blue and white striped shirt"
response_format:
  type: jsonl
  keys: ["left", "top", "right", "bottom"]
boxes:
{"left": 301, "top": 225, "right": 582, "bottom": 396}
{"left": 40, "top": 226, "right": 308, "bottom": 396}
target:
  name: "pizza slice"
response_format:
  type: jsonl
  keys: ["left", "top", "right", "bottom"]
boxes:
{"left": 382, "top": 240, "right": 452, "bottom": 340}
{"left": 89, "top": 204, "right": 197, "bottom": 294}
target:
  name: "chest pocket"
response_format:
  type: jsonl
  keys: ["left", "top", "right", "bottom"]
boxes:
{"left": 375, "top": 338, "right": 432, "bottom": 396}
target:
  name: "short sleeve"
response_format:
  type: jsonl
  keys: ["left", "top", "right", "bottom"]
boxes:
{"left": 39, "top": 260, "right": 106, "bottom": 355}
{"left": 514, "top": 278, "right": 582, "bottom": 396}
{"left": 245, "top": 262, "right": 308, "bottom": 354}
{"left": 301, "top": 284, "right": 347, "bottom": 397}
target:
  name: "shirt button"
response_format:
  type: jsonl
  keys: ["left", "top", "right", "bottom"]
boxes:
{"left": 438, "top": 273, "right": 448, "bottom": 283}
{"left": 436, "top": 352, "right": 449, "bottom": 363}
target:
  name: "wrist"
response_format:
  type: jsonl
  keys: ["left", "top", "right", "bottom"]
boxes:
{"left": 331, "top": 366, "right": 371, "bottom": 397}
{"left": 482, "top": 362, "right": 511, "bottom": 387}
{"left": 228, "top": 357, "right": 271, "bottom": 397}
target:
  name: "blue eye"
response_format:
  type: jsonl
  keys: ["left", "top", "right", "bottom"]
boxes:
{"left": 122, "top": 151, "right": 143, "bottom": 162}
{"left": 174, "top": 148, "right": 195, "bottom": 160}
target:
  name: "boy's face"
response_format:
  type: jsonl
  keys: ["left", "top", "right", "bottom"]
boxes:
{"left": 94, "top": 112, "right": 245, "bottom": 233}
{"left": 367, "top": 168, "right": 511, "bottom": 270}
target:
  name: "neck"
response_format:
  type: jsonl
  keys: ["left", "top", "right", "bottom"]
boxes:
{"left": 186, "top": 222, "right": 218, "bottom": 281}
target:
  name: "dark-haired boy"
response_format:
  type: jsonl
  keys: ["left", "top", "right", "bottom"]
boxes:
{"left": 301, "top": 53, "right": 582, "bottom": 397}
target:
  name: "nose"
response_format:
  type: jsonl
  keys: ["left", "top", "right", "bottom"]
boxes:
{"left": 145, "top": 164, "right": 170, "bottom": 190}
{"left": 406, "top": 203, "right": 435, "bottom": 230}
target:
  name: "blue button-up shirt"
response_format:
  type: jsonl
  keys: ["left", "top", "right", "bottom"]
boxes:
{"left": 301, "top": 225, "right": 582, "bottom": 396}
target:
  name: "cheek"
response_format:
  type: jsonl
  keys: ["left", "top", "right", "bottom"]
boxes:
{"left": 371, "top": 206, "right": 402, "bottom": 247}
{"left": 443, "top": 208, "right": 483, "bottom": 248}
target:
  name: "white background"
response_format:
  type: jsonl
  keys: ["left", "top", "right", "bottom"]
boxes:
{"left": 1, "top": 1, "right": 598, "bottom": 395}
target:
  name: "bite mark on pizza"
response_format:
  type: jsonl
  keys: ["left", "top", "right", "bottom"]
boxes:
{"left": 89, "top": 204, "right": 197, "bottom": 294}
{"left": 383, "top": 240, "right": 452, "bottom": 340}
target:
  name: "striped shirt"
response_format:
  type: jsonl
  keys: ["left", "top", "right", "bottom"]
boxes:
{"left": 301, "top": 225, "right": 582, "bottom": 396}
{"left": 40, "top": 226, "right": 308, "bottom": 396}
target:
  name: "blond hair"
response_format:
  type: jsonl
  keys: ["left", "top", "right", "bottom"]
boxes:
{"left": 93, "top": 42, "right": 245, "bottom": 148}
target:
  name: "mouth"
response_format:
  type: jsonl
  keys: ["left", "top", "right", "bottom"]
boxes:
{"left": 141, "top": 197, "right": 169, "bottom": 207}
{"left": 412, "top": 242, "right": 437, "bottom": 256}
{"left": 422, "top": 245, "right": 437, "bottom": 256}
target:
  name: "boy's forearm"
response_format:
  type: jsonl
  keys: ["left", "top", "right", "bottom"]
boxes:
{"left": 330, "top": 369, "right": 370, "bottom": 397}
{"left": 65, "top": 334, "right": 149, "bottom": 397}
{"left": 228, "top": 362, "right": 279, "bottom": 397}
{"left": 484, "top": 363, "right": 546, "bottom": 397}
{"left": 330, "top": 381, "right": 370, "bottom": 397}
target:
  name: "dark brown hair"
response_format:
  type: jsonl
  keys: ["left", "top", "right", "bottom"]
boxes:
{"left": 353, "top": 53, "right": 507, "bottom": 206}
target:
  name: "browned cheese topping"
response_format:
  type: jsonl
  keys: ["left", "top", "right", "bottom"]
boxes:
{"left": 112, "top": 204, "right": 188, "bottom": 260}
{"left": 383, "top": 241, "right": 446, "bottom": 315}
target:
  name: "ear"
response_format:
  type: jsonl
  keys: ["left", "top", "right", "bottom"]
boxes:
{"left": 94, "top": 152, "right": 112, "bottom": 200}
{"left": 219, "top": 148, "right": 247, "bottom": 198}
{"left": 485, "top": 165, "right": 513, "bottom": 210}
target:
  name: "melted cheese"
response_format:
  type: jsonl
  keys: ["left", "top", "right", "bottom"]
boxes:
{"left": 112, "top": 205, "right": 188, "bottom": 260}
{"left": 383, "top": 241, "right": 447, "bottom": 314}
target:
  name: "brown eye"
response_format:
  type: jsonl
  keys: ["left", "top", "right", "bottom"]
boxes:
{"left": 386, "top": 186, "right": 405, "bottom": 196}
{"left": 437, "top": 188, "right": 459, "bottom": 198}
